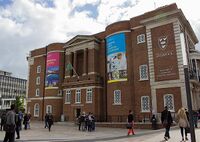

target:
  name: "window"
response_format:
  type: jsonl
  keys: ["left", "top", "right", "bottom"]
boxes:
{"left": 86, "top": 88, "right": 93, "bottom": 103}
{"left": 139, "top": 64, "right": 148, "bottom": 80}
{"left": 141, "top": 96, "right": 150, "bottom": 112}
{"left": 36, "top": 77, "right": 40, "bottom": 85}
{"left": 37, "top": 65, "right": 41, "bottom": 73}
{"left": 164, "top": 94, "right": 175, "bottom": 112}
{"left": 34, "top": 103, "right": 39, "bottom": 117}
{"left": 137, "top": 34, "right": 145, "bottom": 44}
{"left": 65, "top": 90, "right": 71, "bottom": 104}
{"left": 46, "top": 105, "right": 52, "bottom": 113}
{"left": 75, "top": 89, "right": 81, "bottom": 103}
{"left": 35, "top": 88, "right": 40, "bottom": 96}
{"left": 114, "top": 90, "right": 121, "bottom": 104}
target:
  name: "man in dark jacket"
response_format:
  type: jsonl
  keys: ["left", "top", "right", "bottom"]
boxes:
{"left": 1, "top": 113, "right": 6, "bottom": 131}
{"left": 161, "top": 106, "right": 173, "bottom": 141}
{"left": 3, "top": 104, "right": 16, "bottom": 142}
{"left": 47, "top": 113, "right": 53, "bottom": 132}
{"left": 15, "top": 111, "right": 21, "bottom": 139}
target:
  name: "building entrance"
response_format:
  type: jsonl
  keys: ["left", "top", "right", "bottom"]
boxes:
{"left": 75, "top": 108, "right": 81, "bottom": 118}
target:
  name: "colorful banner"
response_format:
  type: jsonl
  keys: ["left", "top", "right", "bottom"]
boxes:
{"left": 106, "top": 33, "right": 127, "bottom": 83}
{"left": 45, "top": 52, "right": 60, "bottom": 89}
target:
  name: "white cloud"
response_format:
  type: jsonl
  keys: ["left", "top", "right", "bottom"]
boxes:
{"left": 71, "top": 0, "right": 100, "bottom": 8}
{"left": 0, "top": 0, "right": 199, "bottom": 79}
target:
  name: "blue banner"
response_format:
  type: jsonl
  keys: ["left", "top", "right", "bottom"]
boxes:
{"left": 106, "top": 33, "right": 127, "bottom": 83}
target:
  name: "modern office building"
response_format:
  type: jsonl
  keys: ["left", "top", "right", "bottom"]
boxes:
{"left": 0, "top": 70, "right": 27, "bottom": 110}
{"left": 27, "top": 3, "right": 200, "bottom": 122}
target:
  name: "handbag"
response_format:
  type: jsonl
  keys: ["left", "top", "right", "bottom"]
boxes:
{"left": 163, "top": 119, "right": 168, "bottom": 127}
{"left": 162, "top": 111, "right": 169, "bottom": 127}
{"left": 126, "top": 123, "right": 132, "bottom": 129}
{"left": 185, "top": 127, "right": 190, "bottom": 133}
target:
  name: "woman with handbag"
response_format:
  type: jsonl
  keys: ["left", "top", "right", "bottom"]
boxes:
{"left": 176, "top": 107, "right": 190, "bottom": 141}
{"left": 127, "top": 110, "right": 135, "bottom": 136}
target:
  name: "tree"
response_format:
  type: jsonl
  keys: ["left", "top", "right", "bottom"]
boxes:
{"left": 15, "top": 96, "right": 25, "bottom": 112}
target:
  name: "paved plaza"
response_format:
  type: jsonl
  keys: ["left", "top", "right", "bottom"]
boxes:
{"left": 0, "top": 121, "right": 199, "bottom": 142}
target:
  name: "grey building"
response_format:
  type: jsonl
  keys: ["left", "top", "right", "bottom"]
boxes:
{"left": 0, "top": 70, "right": 27, "bottom": 110}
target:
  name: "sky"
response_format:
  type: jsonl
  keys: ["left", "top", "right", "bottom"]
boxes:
{"left": 0, "top": 0, "right": 200, "bottom": 79}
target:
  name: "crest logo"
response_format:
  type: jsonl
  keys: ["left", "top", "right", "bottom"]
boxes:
{"left": 158, "top": 36, "right": 168, "bottom": 49}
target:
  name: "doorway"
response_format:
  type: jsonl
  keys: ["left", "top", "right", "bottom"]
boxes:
{"left": 75, "top": 108, "right": 81, "bottom": 118}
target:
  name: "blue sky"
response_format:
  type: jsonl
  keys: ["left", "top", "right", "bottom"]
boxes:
{"left": 0, "top": 0, "right": 199, "bottom": 79}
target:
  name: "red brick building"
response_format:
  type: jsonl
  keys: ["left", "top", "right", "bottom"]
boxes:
{"left": 27, "top": 3, "right": 200, "bottom": 122}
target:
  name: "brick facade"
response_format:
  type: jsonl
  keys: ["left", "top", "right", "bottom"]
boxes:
{"left": 27, "top": 3, "right": 199, "bottom": 123}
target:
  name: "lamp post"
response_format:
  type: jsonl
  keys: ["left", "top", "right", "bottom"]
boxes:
{"left": 180, "top": 32, "right": 196, "bottom": 142}
{"left": 184, "top": 67, "right": 196, "bottom": 142}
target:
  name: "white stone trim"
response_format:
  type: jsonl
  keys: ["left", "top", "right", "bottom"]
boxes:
{"left": 65, "top": 75, "right": 71, "bottom": 78}
{"left": 44, "top": 96, "right": 63, "bottom": 100}
{"left": 131, "top": 25, "right": 144, "bottom": 30}
{"left": 88, "top": 72, "right": 99, "bottom": 75}
{"left": 173, "top": 21, "right": 188, "bottom": 107}
{"left": 106, "top": 30, "right": 131, "bottom": 38}
{"left": 141, "top": 10, "right": 180, "bottom": 24}
{"left": 31, "top": 54, "right": 46, "bottom": 59}
{"left": 145, "top": 18, "right": 178, "bottom": 30}
{"left": 29, "top": 97, "right": 43, "bottom": 100}
{"left": 65, "top": 41, "right": 98, "bottom": 53}
{"left": 29, "top": 96, "right": 63, "bottom": 100}
{"left": 63, "top": 86, "right": 102, "bottom": 91}
{"left": 47, "top": 50, "right": 64, "bottom": 54}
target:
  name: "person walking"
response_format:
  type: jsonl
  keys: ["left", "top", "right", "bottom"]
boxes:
{"left": 23, "top": 113, "right": 28, "bottom": 130}
{"left": 44, "top": 113, "right": 49, "bottom": 128}
{"left": 3, "top": 104, "right": 16, "bottom": 142}
{"left": 1, "top": 112, "right": 6, "bottom": 131}
{"left": 78, "top": 112, "right": 86, "bottom": 131}
{"left": 15, "top": 111, "right": 21, "bottom": 139}
{"left": 161, "top": 106, "right": 173, "bottom": 141}
{"left": 176, "top": 107, "right": 190, "bottom": 141}
{"left": 127, "top": 110, "right": 135, "bottom": 136}
{"left": 192, "top": 110, "right": 198, "bottom": 128}
{"left": 47, "top": 113, "right": 53, "bottom": 132}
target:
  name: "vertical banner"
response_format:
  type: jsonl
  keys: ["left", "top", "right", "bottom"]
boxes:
{"left": 45, "top": 52, "right": 60, "bottom": 89}
{"left": 106, "top": 33, "right": 127, "bottom": 83}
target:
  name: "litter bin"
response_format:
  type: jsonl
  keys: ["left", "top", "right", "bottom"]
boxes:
{"left": 151, "top": 114, "right": 157, "bottom": 130}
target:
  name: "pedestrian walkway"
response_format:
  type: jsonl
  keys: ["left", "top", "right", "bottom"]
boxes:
{"left": 0, "top": 121, "right": 199, "bottom": 142}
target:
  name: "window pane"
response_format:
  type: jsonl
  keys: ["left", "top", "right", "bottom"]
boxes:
{"left": 164, "top": 94, "right": 174, "bottom": 111}
{"left": 140, "top": 65, "right": 148, "bottom": 80}
{"left": 86, "top": 88, "right": 92, "bottom": 103}
{"left": 114, "top": 90, "right": 121, "bottom": 104}
{"left": 141, "top": 96, "right": 150, "bottom": 112}
{"left": 76, "top": 89, "right": 81, "bottom": 103}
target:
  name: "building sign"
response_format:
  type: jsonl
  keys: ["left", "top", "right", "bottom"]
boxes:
{"left": 45, "top": 52, "right": 60, "bottom": 89}
{"left": 151, "top": 24, "right": 179, "bottom": 81}
{"left": 158, "top": 36, "right": 168, "bottom": 49}
{"left": 106, "top": 33, "right": 127, "bottom": 83}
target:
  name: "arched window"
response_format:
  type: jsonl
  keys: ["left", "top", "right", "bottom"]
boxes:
{"left": 114, "top": 90, "right": 121, "bottom": 105}
{"left": 163, "top": 94, "right": 175, "bottom": 112}
{"left": 139, "top": 64, "right": 148, "bottom": 80}
{"left": 46, "top": 105, "right": 52, "bottom": 114}
{"left": 141, "top": 96, "right": 150, "bottom": 112}
{"left": 34, "top": 103, "right": 39, "bottom": 117}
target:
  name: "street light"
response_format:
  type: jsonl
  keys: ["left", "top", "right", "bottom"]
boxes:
{"left": 181, "top": 33, "right": 196, "bottom": 142}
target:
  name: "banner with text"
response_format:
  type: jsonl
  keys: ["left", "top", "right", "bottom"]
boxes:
{"left": 45, "top": 52, "right": 60, "bottom": 89}
{"left": 106, "top": 33, "right": 127, "bottom": 83}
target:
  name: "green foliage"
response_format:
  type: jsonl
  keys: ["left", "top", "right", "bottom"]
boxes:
{"left": 15, "top": 96, "right": 25, "bottom": 112}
